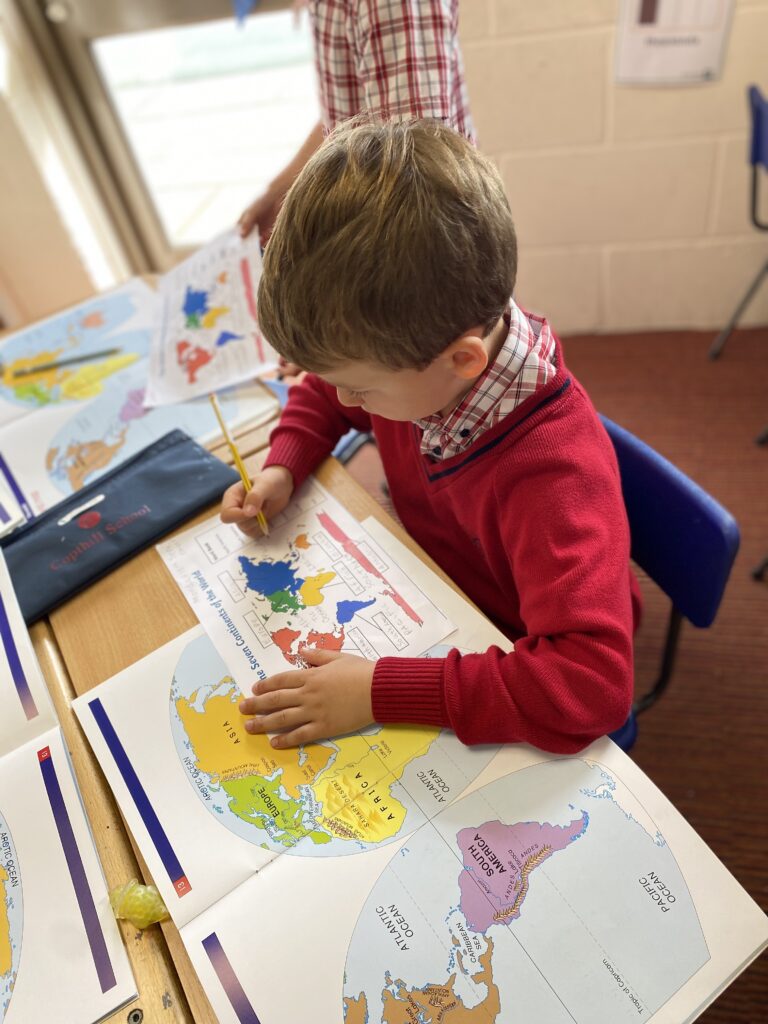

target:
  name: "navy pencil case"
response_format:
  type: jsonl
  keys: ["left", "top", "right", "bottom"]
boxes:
{"left": 1, "top": 429, "right": 238, "bottom": 623}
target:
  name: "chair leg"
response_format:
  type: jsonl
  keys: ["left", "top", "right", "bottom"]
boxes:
{"left": 634, "top": 605, "right": 683, "bottom": 715}
{"left": 708, "top": 258, "right": 768, "bottom": 360}
{"left": 752, "top": 556, "right": 768, "bottom": 581}
{"left": 756, "top": 424, "right": 768, "bottom": 446}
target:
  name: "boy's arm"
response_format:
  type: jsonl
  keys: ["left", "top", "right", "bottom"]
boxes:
{"left": 354, "top": 1, "right": 462, "bottom": 124}
{"left": 263, "top": 373, "right": 373, "bottom": 488}
{"left": 371, "top": 456, "right": 637, "bottom": 754}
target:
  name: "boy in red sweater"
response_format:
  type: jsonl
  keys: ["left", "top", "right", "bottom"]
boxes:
{"left": 221, "top": 119, "right": 640, "bottom": 754}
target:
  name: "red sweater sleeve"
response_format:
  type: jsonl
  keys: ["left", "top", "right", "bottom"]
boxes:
{"left": 263, "top": 375, "right": 373, "bottom": 488}
{"left": 372, "top": 444, "right": 635, "bottom": 754}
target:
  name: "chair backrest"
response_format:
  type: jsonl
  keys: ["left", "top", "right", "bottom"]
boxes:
{"left": 600, "top": 416, "right": 740, "bottom": 628}
{"left": 748, "top": 85, "right": 768, "bottom": 171}
{"left": 749, "top": 85, "right": 768, "bottom": 231}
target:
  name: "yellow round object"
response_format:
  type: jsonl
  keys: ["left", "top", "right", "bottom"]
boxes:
{"left": 109, "top": 878, "right": 169, "bottom": 929}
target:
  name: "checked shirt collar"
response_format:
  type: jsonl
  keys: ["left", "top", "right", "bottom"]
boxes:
{"left": 416, "top": 301, "right": 557, "bottom": 461}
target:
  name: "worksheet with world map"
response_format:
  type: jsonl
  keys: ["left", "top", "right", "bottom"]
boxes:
{"left": 156, "top": 476, "right": 454, "bottom": 691}
{"left": 73, "top": 521, "right": 768, "bottom": 1024}
{"left": 144, "top": 230, "right": 278, "bottom": 406}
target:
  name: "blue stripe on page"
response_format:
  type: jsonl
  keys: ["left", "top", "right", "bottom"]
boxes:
{"left": 202, "top": 933, "right": 262, "bottom": 1024}
{"left": 88, "top": 697, "right": 191, "bottom": 896}
{"left": 38, "top": 744, "right": 117, "bottom": 992}
{"left": 0, "top": 454, "right": 33, "bottom": 520}
{"left": 0, "top": 590, "right": 37, "bottom": 719}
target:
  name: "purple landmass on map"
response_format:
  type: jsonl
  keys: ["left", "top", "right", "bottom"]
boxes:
{"left": 457, "top": 813, "right": 588, "bottom": 933}
{"left": 119, "top": 388, "right": 147, "bottom": 422}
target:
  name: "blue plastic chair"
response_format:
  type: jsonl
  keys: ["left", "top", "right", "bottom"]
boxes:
{"left": 709, "top": 84, "right": 768, "bottom": 361}
{"left": 601, "top": 416, "right": 741, "bottom": 752}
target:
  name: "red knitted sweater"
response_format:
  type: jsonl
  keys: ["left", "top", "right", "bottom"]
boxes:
{"left": 264, "top": 337, "right": 640, "bottom": 753}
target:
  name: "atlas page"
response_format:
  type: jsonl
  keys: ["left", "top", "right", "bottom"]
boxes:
{"left": 0, "top": 278, "right": 156, "bottom": 429}
{"left": 0, "top": 556, "right": 136, "bottom": 1021}
{"left": 179, "top": 734, "right": 768, "bottom": 1024}
{"left": 0, "top": 551, "right": 57, "bottom": 757}
{"left": 0, "top": 373, "right": 277, "bottom": 522}
{"left": 73, "top": 519, "right": 768, "bottom": 1023}
{"left": 0, "top": 727, "right": 136, "bottom": 1023}
{"left": 145, "top": 230, "right": 278, "bottom": 406}
{"left": 0, "top": 479, "right": 24, "bottom": 540}
{"left": 156, "top": 476, "right": 455, "bottom": 692}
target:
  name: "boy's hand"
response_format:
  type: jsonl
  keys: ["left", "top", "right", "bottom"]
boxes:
{"left": 239, "top": 648, "right": 375, "bottom": 748}
{"left": 220, "top": 465, "right": 294, "bottom": 538}
{"left": 238, "top": 189, "right": 280, "bottom": 245}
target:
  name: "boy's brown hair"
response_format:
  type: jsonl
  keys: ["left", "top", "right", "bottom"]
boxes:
{"left": 258, "top": 117, "right": 517, "bottom": 373}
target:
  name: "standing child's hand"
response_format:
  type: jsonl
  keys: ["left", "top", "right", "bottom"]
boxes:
{"left": 239, "top": 648, "right": 375, "bottom": 748}
{"left": 220, "top": 465, "right": 294, "bottom": 538}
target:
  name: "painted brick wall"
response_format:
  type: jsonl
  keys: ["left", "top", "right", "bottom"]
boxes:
{"left": 460, "top": 0, "right": 768, "bottom": 334}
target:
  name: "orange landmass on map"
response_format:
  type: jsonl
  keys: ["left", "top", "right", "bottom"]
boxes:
{"left": 272, "top": 627, "right": 302, "bottom": 662}
{"left": 271, "top": 626, "right": 345, "bottom": 666}
{"left": 62, "top": 431, "right": 127, "bottom": 491}
{"left": 304, "top": 628, "right": 345, "bottom": 652}
{"left": 2, "top": 348, "right": 64, "bottom": 393}
{"left": 81, "top": 311, "right": 104, "bottom": 328}
{"left": 176, "top": 340, "right": 213, "bottom": 384}
{"left": 343, "top": 993, "right": 368, "bottom": 1024}
{"left": 378, "top": 940, "right": 500, "bottom": 1023}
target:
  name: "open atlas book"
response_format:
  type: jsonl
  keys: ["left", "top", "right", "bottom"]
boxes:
{"left": 0, "top": 552, "right": 136, "bottom": 1023}
{"left": 72, "top": 480, "right": 767, "bottom": 1023}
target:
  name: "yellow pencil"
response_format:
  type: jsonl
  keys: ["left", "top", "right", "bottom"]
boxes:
{"left": 209, "top": 393, "right": 269, "bottom": 537}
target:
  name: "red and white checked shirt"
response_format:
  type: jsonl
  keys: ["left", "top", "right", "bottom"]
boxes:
{"left": 417, "top": 301, "right": 558, "bottom": 460}
{"left": 308, "top": 0, "right": 475, "bottom": 141}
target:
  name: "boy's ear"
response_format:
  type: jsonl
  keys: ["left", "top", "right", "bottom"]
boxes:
{"left": 445, "top": 330, "right": 488, "bottom": 380}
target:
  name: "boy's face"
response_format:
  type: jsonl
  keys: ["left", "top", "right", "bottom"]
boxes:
{"left": 317, "top": 326, "right": 496, "bottom": 423}
{"left": 320, "top": 357, "right": 467, "bottom": 422}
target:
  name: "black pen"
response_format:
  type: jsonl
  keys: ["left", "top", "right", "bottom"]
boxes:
{"left": 8, "top": 347, "right": 122, "bottom": 378}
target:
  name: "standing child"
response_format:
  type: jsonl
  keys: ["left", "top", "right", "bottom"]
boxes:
{"left": 221, "top": 118, "right": 640, "bottom": 753}
{"left": 238, "top": 0, "right": 475, "bottom": 242}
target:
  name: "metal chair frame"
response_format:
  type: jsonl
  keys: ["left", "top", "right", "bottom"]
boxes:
{"left": 709, "top": 86, "right": 768, "bottom": 363}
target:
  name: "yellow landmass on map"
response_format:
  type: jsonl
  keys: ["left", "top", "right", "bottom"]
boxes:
{"left": 201, "top": 306, "right": 229, "bottom": 328}
{"left": 59, "top": 353, "right": 139, "bottom": 400}
{"left": 175, "top": 688, "right": 334, "bottom": 800}
{"left": 0, "top": 864, "right": 12, "bottom": 976}
{"left": 3, "top": 348, "right": 64, "bottom": 392}
{"left": 299, "top": 571, "right": 336, "bottom": 607}
{"left": 175, "top": 684, "right": 440, "bottom": 846}
{"left": 61, "top": 431, "right": 127, "bottom": 491}
{"left": 314, "top": 726, "right": 439, "bottom": 843}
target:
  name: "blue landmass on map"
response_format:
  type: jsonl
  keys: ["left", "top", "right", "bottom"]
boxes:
{"left": 336, "top": 598, "right": 376, "bottom": 624}
{"left": 216, "top": 331, "right": 243, "bottom": 346}
{"left": 238, "top": 555, "right": 304, "bottom": 597}
{"left": 183, "top": 287, "right": 209, "bottom": 319}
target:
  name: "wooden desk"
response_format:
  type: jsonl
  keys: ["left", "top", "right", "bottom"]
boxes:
{"left": 2, "top": 284, "right": 283, "bottom": 1021}
{"left": 32, "top": 455, "right": 461, "bottom": 1024}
